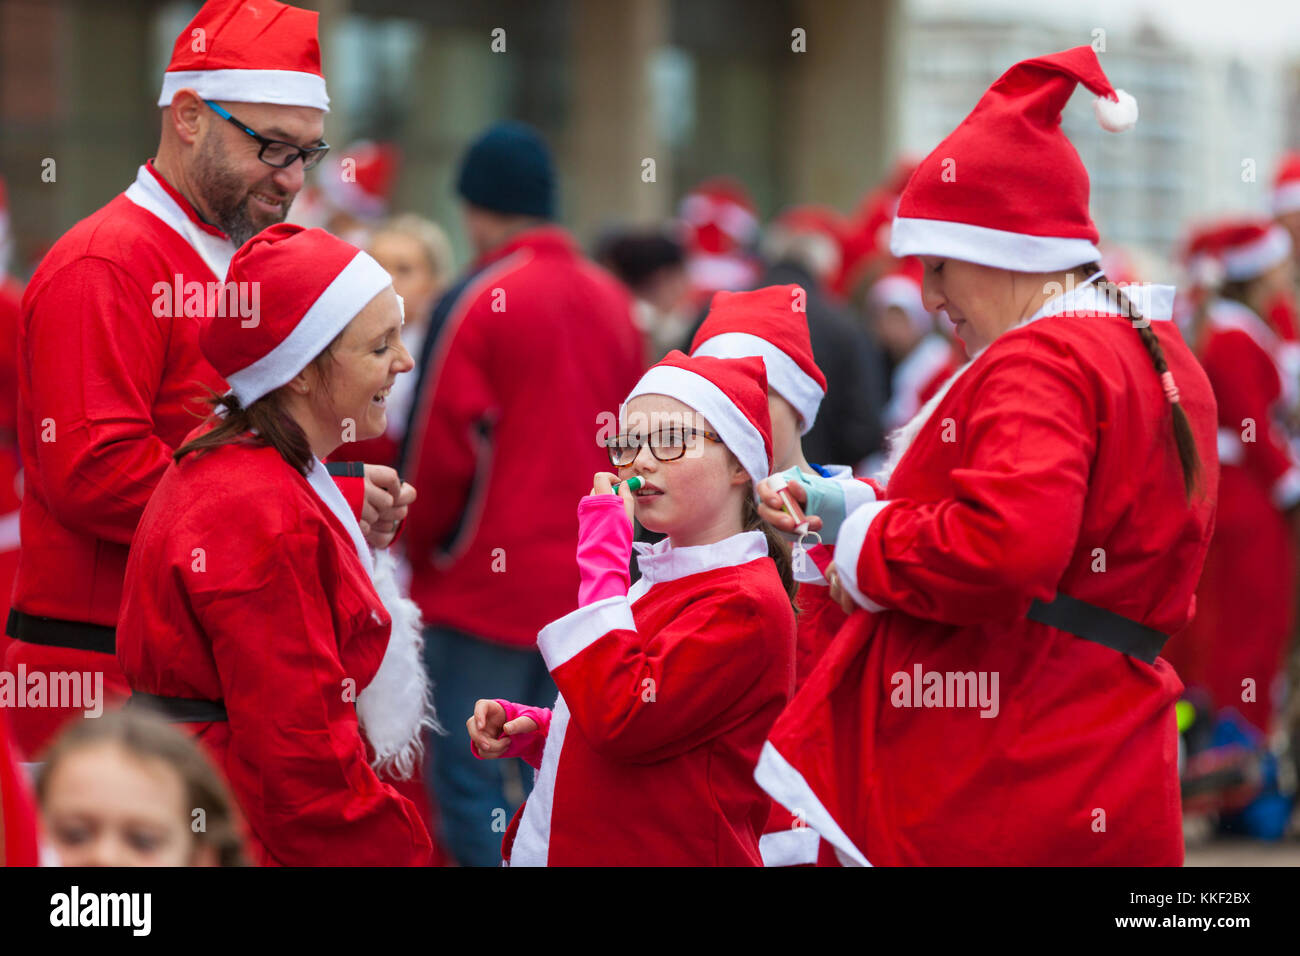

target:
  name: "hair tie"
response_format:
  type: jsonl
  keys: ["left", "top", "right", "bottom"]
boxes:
{"left": 1160, "top": 371, "right": 1180, "bottom": 405}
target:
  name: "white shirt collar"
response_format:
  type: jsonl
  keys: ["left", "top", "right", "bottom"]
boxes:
{"left": 631, "top": 530, "right": 767, "bottom": 591}
{"left": 123, "top": 164, "right": 236, "bottom": 280}
{"left": 1027, "top": 275, "right": 1177, "bottom": 325}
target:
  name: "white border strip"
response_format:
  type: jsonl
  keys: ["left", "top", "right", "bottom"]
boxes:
{"left": 832, "top": 500, "right": 891, "bottom": 613}
{"left": 225, "top": 250, "right": 391, "bottom": 405}
{"left": 159, "top": 69, "right": 330, "bottom": 111}
{"left": 753, "top": 741, "right": 871, "bottom": 867}
{"left": 692, "top": 332, "right": 824, "bottom": 434}
{"left": 536, "top": 595, "right": 635, "bottom": 671}
{"left": 891, "top": 216, "right": 1101, "bottom": 273}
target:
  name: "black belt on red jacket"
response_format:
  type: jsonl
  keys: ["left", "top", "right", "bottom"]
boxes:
{"left": 6, "top": 608, "right": 116, "bottom": 655}
{"left": 1027, "top": 592, "right": 1168, "bottom": 664}
{"left": 128, "top": 692, "right": 228, "bottom": 723}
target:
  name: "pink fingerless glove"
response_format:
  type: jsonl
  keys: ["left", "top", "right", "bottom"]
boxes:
{"left": 470, "top": 700, "right": 553, "bottom": 770}
{"left": 576, "top": 494, "right": 633, "bottom": 607}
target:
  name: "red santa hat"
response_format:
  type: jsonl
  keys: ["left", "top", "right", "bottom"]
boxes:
{"left": 320, "top": 141, "right": 401, "bottom": 221}
{"left": 679, "top": 178, "right": 759, "bottom": 255}
{"left": 158, "top": 0, "right": 329, "bottom": 112}
{"left": 1272, "top": 152, "right": 1300, "bottom": 218}
{"left": 202, "top": 223, "right": 391, "bottom": 406}
{"left": 624, "top": 350, "right": 773, "bottom": 488}
{"left": 869, "top": 258, "right": 933, "bottom": 335}
{"left": 891, "top": 46, "right": 1137, "bottom": 273}
{"left": 689, "top": 285, "right": 827, "bottom": 434}
{"left": 1182, "top": 218, "right": 1292, "bottom": 287}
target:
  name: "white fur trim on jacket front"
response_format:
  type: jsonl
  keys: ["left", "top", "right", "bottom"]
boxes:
{"left": 753, "top": 741, "right": 870, "bottom": 866}
{"left": 305, "top": 459, "right": 439, "bottom": 778}
{"left": 832, "top": 501, "right": 892, "bottom": 613}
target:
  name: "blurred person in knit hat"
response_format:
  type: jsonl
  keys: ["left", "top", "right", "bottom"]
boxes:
{"left": 595, "top": 227, "right": 691, "bottom": 364}
{"left": 4, "top": 0, "right": 411, "bottom": 761}
{"left": 400, "top": 120, "right": 643, "bottom": 866}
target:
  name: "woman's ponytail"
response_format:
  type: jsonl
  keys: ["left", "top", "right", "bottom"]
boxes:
{"left": 743, "top": 491, "right": 800, "bottom": 610}
{"left": 1081, "top": 263, "right": 1202, "bottom": 499}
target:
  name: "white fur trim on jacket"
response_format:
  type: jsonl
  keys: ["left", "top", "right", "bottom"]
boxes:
{"left": 537, "top": 595, "right": 636, "bottom": 671}
{"left": 833, "top": 501, "right": 892, "bottom": 613}
{"left": 759, "top": 826, "right": 822, "bottom": 867}
{"left": 305, "top": 459, "right": 440, "bottom": 779}
{"left": 753, "top": 741, "right": 870, "bottom": 866}
{"left": 359, "top": 548, "right": 442, "bottom": 779}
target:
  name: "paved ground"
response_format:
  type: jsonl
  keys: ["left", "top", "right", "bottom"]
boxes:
{"left": 1184, "top": 839, "right": 1300, "bottom": 866}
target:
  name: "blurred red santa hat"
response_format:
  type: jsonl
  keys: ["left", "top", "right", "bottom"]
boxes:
{"left": 203, "top": 223, "right": 391, "bottom": 406}
{"left": 891, "top": 46, "right": 1137, "bottom": 273}
{"left": 158, "top": 0, "right": 329, "bottom": 112}
{"left": 319, "top": 141, "right": 401, "bottom": 222}
{"left": 1272, "top": 152, "right": 1300, "bottom": 218}
{"left": 869, "top": 258, "right": 933, "bottom": 335}
{"left": 1182, "top": 218, "right": 1292, "bottom": 287}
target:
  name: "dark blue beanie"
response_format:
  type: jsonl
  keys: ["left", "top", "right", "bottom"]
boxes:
{"left": 456, "top": 121, "right": 556, "bottom": 220}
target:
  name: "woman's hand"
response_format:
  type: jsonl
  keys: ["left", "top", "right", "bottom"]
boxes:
{"left": 361, "top": 465, "right": 416, "bottom": 548}
{"left": 756, "top": 475, "right": 823, "bottom": 535}
{"left": 827, "top": 566, "right": 858, "bottom": 615}
{"left": 467, "top": 699, "right": 539, "bottom": 759}
{"left": 590, "top": 471, "right": 635, "bottom": 525}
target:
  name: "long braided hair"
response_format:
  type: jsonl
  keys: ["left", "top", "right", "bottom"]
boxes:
{"left": 1076, "top": 262, "right": 1202, "bottom": 499}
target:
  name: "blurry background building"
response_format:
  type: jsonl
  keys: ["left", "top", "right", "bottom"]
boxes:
{"left": 0, "top": 0, "right": 900, "bottom": 274}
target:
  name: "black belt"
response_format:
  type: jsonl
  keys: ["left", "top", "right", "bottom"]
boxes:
{"left": 128, "top": 692, "right": 228, "bottom": 723}
{"left": 6, "top": 609, "right": 116, "bottom": 655}
{"left": 1027, "top": 592, "right": 1168, "bottom": 664}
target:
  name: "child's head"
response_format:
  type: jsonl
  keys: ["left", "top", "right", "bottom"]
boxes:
{"left": 618, "top": 391, "right": 751, "bottom": 547}
{"left": 36, "top": 709, "right": 247, "bottom": 867}
{"left": 689, "top": 285, "right": 826, "bottom": 470}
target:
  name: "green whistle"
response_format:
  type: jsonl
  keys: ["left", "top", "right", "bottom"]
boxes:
{"left": 613, "top": 476, "right": 645, "bottom": 493}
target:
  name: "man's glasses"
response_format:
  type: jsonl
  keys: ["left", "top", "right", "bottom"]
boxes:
{"left": 204, "top": 100, "right": 330, "bottom": 171}
{"left": 605, "top": 427, "right": 724, "bottom": 467}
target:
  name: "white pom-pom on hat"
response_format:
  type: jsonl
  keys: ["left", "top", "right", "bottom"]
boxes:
{"left": 1094, "top": 89, "right": 1138, "bottom": 132}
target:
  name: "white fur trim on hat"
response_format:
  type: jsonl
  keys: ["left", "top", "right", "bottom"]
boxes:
{"left": 891, "top": 216, "right": 1101, "bottom": 273}
{"left": 626, "top": 364, "right": 770, "bottom": 489}
{"left": 1272, "top": 181, "right": 1300, "bottom": 218}
{"left": 1094, "top": 89, "right": 1138, "bottom": 133}
{"left": 691, "top": 331, "right": 824, "bottom": 435}
{"left": 159, "top": 69, "right": 330, "bottom": 112}
{"left": 225, "top": 250, "right": 391, "bottom": 406}
{"left": 1221, "top": 225, "right": 1292, "bottom": 281}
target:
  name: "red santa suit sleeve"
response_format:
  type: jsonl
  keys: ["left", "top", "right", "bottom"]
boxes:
{"left": 192, "top": 521, "right": 430, "bottom": 867}
{"left": 25, "top": 259, "right": 175, "bottom": 544}
{"left": 833, "top": 347, "right": 1092, "bottom": 621}
{"left": 1200, "top": 327, "right": 1300, "bottom": 508}
{"left": 538, "top": 590, "right": 777, "bottom": 764}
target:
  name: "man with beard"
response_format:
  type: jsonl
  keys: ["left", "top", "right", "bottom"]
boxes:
{"left": 5, "top": 0, "right": 413, "bottom": 758}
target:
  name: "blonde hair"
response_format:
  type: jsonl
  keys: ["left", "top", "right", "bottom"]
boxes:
{"left": 373, "top": 213, "right": 455, "bottom": 287}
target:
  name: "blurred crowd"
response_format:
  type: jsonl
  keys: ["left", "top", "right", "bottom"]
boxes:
{"left": 3, "top": 14, "right": 1300, "bottom": 865}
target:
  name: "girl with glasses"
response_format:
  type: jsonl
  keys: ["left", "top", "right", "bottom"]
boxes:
{"left": 466, "top": 351, "right": 798, "bottom": 865}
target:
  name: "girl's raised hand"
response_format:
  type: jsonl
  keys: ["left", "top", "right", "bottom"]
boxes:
{"left": 467, "top": 699, "right": 539, "bottom": 758}
{"left": 590, "top": 471, "right": 635, "bottom": 525}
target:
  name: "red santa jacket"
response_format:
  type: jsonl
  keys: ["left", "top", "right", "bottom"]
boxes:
{"left": 5, "top": 163, "right": 367, "bottom": 759}
{"left": 758, "top": 285, "right": 1219, "bottom": 866}
{"left": 503, "top": 531, "right": 795, "bottom": 865}
{"left": 117, "top": 432, "right": 431, "bottom": 866}
{"left": 403, "top": 226, "right": 643, "bottom": 646}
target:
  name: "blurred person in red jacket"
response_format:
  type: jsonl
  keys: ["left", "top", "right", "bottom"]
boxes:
{"left": 401, "top": 121, "right": 643, "bottom": 866}
{"left": 4, "top": 0, "right": 407, "bottom": 760}
{"left": 1165, "top": 219, "right": 1300, "bottom": 736}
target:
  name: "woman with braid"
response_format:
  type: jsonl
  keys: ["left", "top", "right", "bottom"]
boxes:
{"left": 752, "top": 47, "right": 1218, "bottom": 865}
